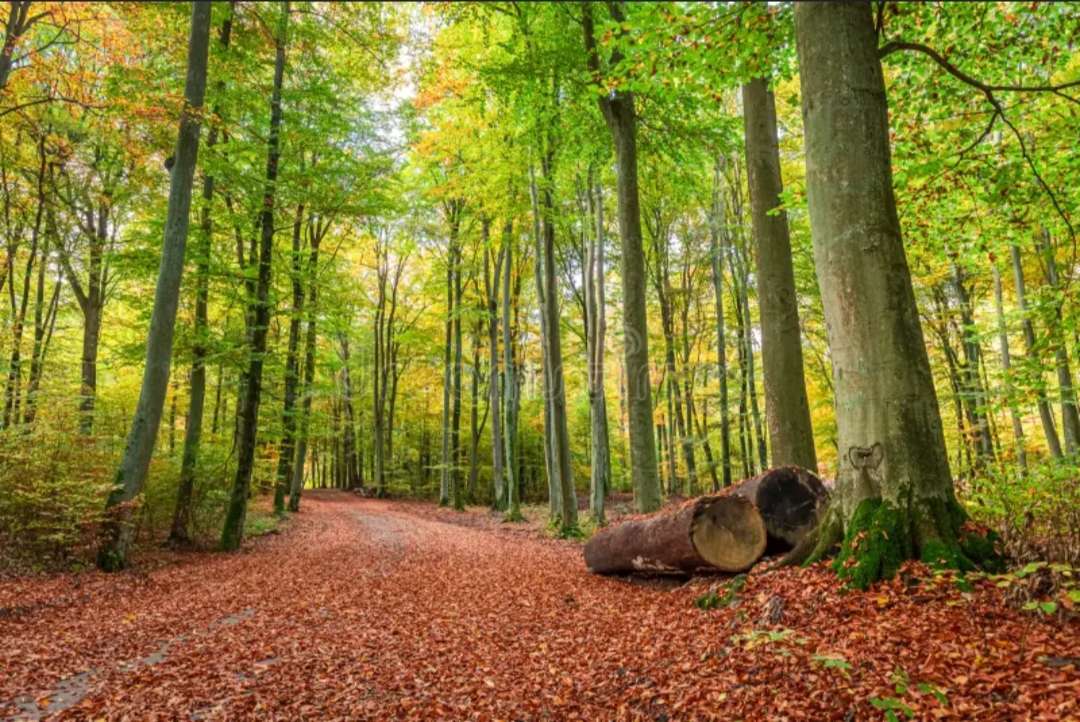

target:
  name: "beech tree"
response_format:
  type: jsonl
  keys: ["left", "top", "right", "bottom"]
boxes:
{"left": 97, "top": 0, "right": 212, "bottom": 570}
{"left": 790, "top": 2, "right": 997, "bottom": 586}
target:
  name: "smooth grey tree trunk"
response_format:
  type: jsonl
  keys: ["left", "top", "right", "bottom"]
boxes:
{"left": 97, "top": 0, "right": 211, "bottom": 570}
{"left": 529, "top": 166, "right": 561, "bottom": 520}
{"left": 439, "top": 231, "right": 453, "bottom": 506}
{"left": 793, "top": 2, "right": 990, "bottom": 585}
{"left": 741, "top": 76, "right": 818, "bottom": 472}
{"left": 170, "top": 15, "right": 233, "bottom": 534}
{"left": 501, "top": 220, "right": 522, "bottom": 520}
{"left": 582, "top": 3, "right": 661, "bottom": 512}
{"left": 585, "top": 180, "right": 611, "bottom": 523}
{"left": 484, "top": 237, "right": 506, "bottom": 509}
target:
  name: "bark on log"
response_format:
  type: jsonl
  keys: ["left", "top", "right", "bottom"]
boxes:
{"left": 727, "top": 466, "right": 828, "bottom": 550}
{"left": 584, "top": 495, "right": 766, "bottom": 575}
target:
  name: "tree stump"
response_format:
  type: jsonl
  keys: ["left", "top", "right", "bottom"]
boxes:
{"left": 584, "top": 495, "right": 766, "bottom": 575}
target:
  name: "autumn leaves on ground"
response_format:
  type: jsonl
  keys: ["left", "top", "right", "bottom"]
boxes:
{"left": 0, "top": 491, "right": 1075, "bottom": 722}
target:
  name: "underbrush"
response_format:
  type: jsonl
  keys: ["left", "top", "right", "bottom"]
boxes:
{"left": 0, "top": 414, "right": 278, "bottom": 571}
{"left": 0, "top": 418, "right": 114, "bottom": 569}
{"left": 961, "top": 458, "right": 1080, "bottom": 566}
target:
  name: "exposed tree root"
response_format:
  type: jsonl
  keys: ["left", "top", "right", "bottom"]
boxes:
{"left": 779, "top": 496, "right": 1002, "bottom": 589}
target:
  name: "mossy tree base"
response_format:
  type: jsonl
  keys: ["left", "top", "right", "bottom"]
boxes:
{"left": 801, "top": 496, "right": 1001, "bottom": 590}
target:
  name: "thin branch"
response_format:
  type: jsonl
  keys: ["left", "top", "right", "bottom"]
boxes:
{"left": 879, "top": 40, "right": 1080, "bottom": 105}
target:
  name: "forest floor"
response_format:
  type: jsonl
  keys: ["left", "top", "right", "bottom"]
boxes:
{"left": 1, "top": 490, "right": 1078, "bottom": 721}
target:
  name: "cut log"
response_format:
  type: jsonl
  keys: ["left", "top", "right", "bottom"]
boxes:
{"left": 584, "top": 495, "right": 766, "bottom": 575}
{"left": 728, "top": 466, "right": 828, "bottom": 550}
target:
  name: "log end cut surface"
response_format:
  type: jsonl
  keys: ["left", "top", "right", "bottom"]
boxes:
{"left": 755, "top": 467, "right": 829, "bottom": 547}
{"left": 690, "top": 496, "right": 767, "bottom": 573}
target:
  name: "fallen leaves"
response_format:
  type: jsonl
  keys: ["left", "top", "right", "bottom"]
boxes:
{"left": 0, "top": 490, "right": 1077, "bottom": 720}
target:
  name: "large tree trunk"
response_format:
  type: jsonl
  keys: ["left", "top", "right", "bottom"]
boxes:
{"left": 792, "top": 1, "right": 997, "bottom": 588}
{"left": 582, "top": 3, "right": 661, "bottom": 513}
{"left": 741, "top": 76, "right": 817, "bottom": 472}
{"left": 584, "top": 495, "right": 766, "bottom": 575}
{"left": 97, "top": 1, "right": 211, "bottom": 570}
{"left": 221, "top": 2, "right": 288, "bottom": 552}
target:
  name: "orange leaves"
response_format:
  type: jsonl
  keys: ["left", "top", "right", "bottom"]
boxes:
{"left": 1, "top": 493, "right": 1079, "bottom": 720}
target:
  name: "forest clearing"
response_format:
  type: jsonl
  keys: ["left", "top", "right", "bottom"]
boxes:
{"left": 1, "top": 0, "right": 1080, "bottom": 719}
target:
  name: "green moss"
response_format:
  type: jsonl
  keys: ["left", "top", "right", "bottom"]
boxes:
{"left": 832, "top": 499, "right": 912, "bottom": 590}
{"left": 916, "top": 496, "right": 1003, "bottom": 573}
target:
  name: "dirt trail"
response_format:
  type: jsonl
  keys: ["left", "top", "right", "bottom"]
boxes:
{"left": 1, "top": 490, "right": 1077, "bottom": 721}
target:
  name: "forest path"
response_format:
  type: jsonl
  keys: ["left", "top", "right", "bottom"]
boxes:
{"left": 1, "top": 491, "right": 694, "bottom": 720}
{"left": 3, "top": 490, "right": 1078, "bottom": 721}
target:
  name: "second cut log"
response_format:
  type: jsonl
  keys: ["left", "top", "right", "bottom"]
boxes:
{"left": 583, "top": 495, "right": 767, "bottom": 575}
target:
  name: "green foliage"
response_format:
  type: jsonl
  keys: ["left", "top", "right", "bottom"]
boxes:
{"left": 695, "top": 574, "right": 746, "bottom": 611}
{"left": 811, "top": 654, "right": 852, "bottom": 679}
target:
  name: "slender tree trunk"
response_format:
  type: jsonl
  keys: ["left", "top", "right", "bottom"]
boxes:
{"left": 340, "top": 339, "right": 359, "bottom": 488}
{"left": 1036, "top": 227, "right": 1080, "bottom": 454}
{"left": 440, "top": 239, "right": 453, "bottom": 506}
{"left": 530, "top": 167, "right": 561, "bottom": 520}
{"left": 451, "top": 228, "right": 464, "bottom": 510}
{"left": 710, "top": 162, "right": 733, "bottom": 488}
{"left": 221, "top": 2, "right": 288, "bottom": 551}
{"left": 992, "top": 264, "right": 1027, "bottom": 469}
{"left": 274, "top": 203, "right": 304, "bottom": 513}
{"left": 586, "top": 180, "right": 611, "bottom": 523}
{"left": 290, "top": 223, "right": 321, "bottom": 512}
{"left": 538, "top": 150, "right": 578, "bottom": 531}
{"left": 951, "top": 264, "right": 994, "bottom": 465}
{"left": 792, "top": 1, "right": 994, "bottom": 585}
{"left": 97, "top": 1, "right": 211, "bottom": 569}
{"left": 501, "top": 221, "right": 522, "bottom": 520}
{"left": 1010, "top": 243, "right": 1062, "bottom": 458}
{"left": 582, "top": 3, "right": 660, "bottom": 512}
{"left": 2, "top": 132, "right": 46, "bottom": 429}
{"left": 484, "top": 234, "right": 506, "bottom": 509}
{"left": 742, "top": 76, "right": 817, "bottom": 471}
{"left": 23, "top": 248, "right": 62, "bottom": 426}
{"left": 467, "top": 321, "right": 481, "bottom": 501}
